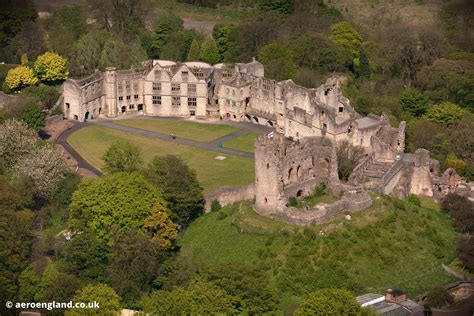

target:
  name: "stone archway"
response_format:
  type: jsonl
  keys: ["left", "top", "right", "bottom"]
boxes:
{"left": 296, "top": 190, "right": 304, "bottom": 198}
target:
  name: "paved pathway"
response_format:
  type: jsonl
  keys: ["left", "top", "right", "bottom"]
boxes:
{"left": 57, "top": 116, "right": 272, "bottom": 177}
{"left": 94, "top": 120, "right": 255, "bottom": 158}
{"left": 56, "top": 122, "right": 102, "bottom": 176}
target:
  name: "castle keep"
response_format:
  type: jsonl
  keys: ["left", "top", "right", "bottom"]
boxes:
{"left": 63, "top": 59, "right": 466, "bottom": 225}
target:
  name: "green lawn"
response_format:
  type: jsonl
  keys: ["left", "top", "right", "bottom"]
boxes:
{"left": 223, "top": 131, "right": 260, "bottom": 152}
{"left": 180, "top": 196, "right": 458, "bottom": 310}
{"left": 114, "top": 119, "right": 239, "bottom": 142}
{"left": 67, "top": 125, "right": 254, "bottom": 192}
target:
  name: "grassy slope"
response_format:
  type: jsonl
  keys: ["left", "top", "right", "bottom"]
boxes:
{"left": 180, "top": 196, "right": 458, "bottom": 307}
{"left": 223, "top": 131, "right": 260, "bottom": 152}
{"left": 67, "top": 125, "right": 254, "bottom": 192}
{"left": 114, "top": 119, "right": 239, "bottom": 142}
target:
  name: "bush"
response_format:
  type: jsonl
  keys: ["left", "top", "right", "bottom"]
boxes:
{"left": 211, "top": 200, "right": 222, "bottom": 212}
{"left": 23, "top": 85, "right": 60, "bottom": 110}
{"left": 314, "top": 182, "right": 327, "bottom": 197}
{"left": 407, "top": 194, "right": 421, "bottom": 207}
{"left": 287, "top": 196, "right": 298, "bottom": 207}
{"left": 424, "top": 286, "right": 453, "bottom": 309}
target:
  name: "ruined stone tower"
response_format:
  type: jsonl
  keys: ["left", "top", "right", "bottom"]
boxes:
{"left": 105, "top": 67, "right": 117, "bottom": 117}
{"left": 254, "top": 133, "right": 341, "bottom": 216}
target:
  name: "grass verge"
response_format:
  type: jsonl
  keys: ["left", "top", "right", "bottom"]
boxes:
{"left": 114, "top": 119, "right": 239, "bottom": 142}
{"left": 67, "top": 125, "right": 254, "bottom": 192}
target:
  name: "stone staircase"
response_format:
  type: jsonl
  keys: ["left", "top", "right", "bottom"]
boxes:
{"left": 364, "top": 160, "right": 394, "bottom": 182}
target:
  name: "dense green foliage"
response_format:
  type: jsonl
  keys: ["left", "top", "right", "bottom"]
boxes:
{"left": 144, "top": 155, "right": 204, "bottom": 227}
{"left": 142, "top": 281, "right": 238, "bottom": 315}
{"left": 0, "top": 0, "right": 471, "bottom": 313}
{"left": 294, "top": 288, "right": 362, "bottom": 315}
{"left": 178, "top": 197, "right": 457, "bottom": 311}
{"left": 102, "top": 140, "right": 143, "bottom": 174}
{"left": 21, "top": 101, "right": 45, "bottom": 131}
{"left": 69, "top": 172, "right": 160, "bottom": 243}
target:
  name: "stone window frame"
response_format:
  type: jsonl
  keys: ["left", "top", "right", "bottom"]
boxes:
{"left": 188, "top": 83, "right": 196, "bottom": 94}
{"left": 118, "top": 96, "right": 123, "bottom": 101}
{"left": 152, "top": 82, "right": 161, "bottom": 92}
{"left": 134, "top": 94, "right": 139, "bottom": 100}
{"left": 171, "top": 83, "right": 181, "bottom": 93}
{"left": 182, "top": 71, "right": 189, "bottom": 81}
{"left": 152, "top": 95, "right": 161, "bottom": 105}
{"left": 188, "top": 97, "right": 197, "bottom": 107}
{"left": 172, "top": 96, "right": 181, "bottom": 107}
{"left": 263, "top": 78, "right": 272, "bottom": 91}
{"left": 126, "top": 95, "right": 131, "bottom": 100}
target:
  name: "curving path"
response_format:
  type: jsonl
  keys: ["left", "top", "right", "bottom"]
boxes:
{"left": 57, "top": 117, "right": 272, "bottom": 177}
{"left": 94, "top": 120, "right": 255, "bottom": 158}
{"left": 55, "top": 121, "right": 102, "bottom": 176}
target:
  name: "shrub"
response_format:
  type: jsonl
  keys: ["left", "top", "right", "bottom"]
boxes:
{"left": 407, "top": 194, "right": 421, "bottom": 207}
{"left": 314, "top": 182, "right": 327, "bottom": 197}
{"left": 287, "top": 196, "right": 298, "bottom": 207}
{"left": 211, "top": 200, "right": 222, "bottom": 212}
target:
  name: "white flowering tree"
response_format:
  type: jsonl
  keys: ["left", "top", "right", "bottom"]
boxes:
{"left": 14, "top": 144, "right": 70, "bottom": 199}
{"left": 0, "top": 119, "right": 38, "bottom": 170}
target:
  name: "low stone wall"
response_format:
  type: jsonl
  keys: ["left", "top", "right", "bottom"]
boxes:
{"left": 257, "top": 190, "right": 372, "bottom": 226}
{"left": 204, "top": 184, "right": 255, "bottom": 212}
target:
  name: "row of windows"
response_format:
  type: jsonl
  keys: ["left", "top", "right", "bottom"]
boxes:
{"left": 153, "top": 83, "right": 197, "bottom": 93}
{"left": 154, "top": 69, "right": 204, "bottom": 81}
{"left": 118, "top": 81, "right": 139, "bottom": 92}
{"left": 152, "top": 96, "right": 197, "bottom": 107}
{"left": 118, "top": 95, "right": 139, "bottom": 101}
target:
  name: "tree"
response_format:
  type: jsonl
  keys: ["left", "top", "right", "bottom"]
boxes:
{"left": 212, "top": 24, "right": 233, "bottom": 61}
{"left": 152, "top": 12, "right": 183, "bottom": 58}
{"left": 417, "top": 57, "right": 474, "bottom": 111}
{"left": 204, "top": 265, "right": 279, "bottom": 314}
{"left": 0, "top": 209, "right": 34, "bottom": 307}
{"left": 441, "top": 194, "right": 474, "bottom": 233}
{"left": 34, "top": 52, "right": 68, "bottom": 82}
{"left": 330, "top": 22, "right": 362, "bottom": 63}
{"left": 69, "top": 172, "right": 160, "bottom": 243}
{"left": 225, "top": 12, "right": 280, "bottom": 63}
{"left": 62, "top": 232, "right": 109, "bottom": 282}
{"left": 336, "top": 141, "right": 365, "bottom": 181}
{"left": 258, "top": 41, "right": 297, "bottom": 81}
{"left": 187, "top": 38, "right": 201, "bottom": 61}
{"left": 0, "top": 176, "right": 31, "bottom": 211}
{"left": 141, "top": 281, "right": 238, "bottom": 315}
{"left": 294, "top": 288, "right": 362, "bottom": 315}
{"left": 102, "top": 140, "right": 142, "bottom": 174}
{"left": 23, "top": 85, "right": 60, "bottom": 110}
{"left": 257, "top": 0, "right": 294, "bottom": 16}
{"left": 144, "top": 155, "right": 204, "bottom": 227}
{"left": 358, "top": 49, "right": 370, "bottom": 79}
{"left": 13, "top": 143, "right": 69, "bottom": 199}
{"left": 423, "top": 102, "right": 465, "bottom": 127}
{"left": 0, "top": 119, "right": 38, "bottom": 170}
{"left": 5, "top": 65, "right": 38, "bottom": 90}
{"left": 21, "top": 101, "right": 45, "bottom": 131}
{"left": 107, "top": 229, "right": 161, "bottom": 307}
{"left": 399, "top": 89, "right": 429, "bottom": 117}
{"left": 65, "top": 283, "right": 121, "bottom": 316}
{"left": 143, "top": 201, "right": 178, "bottom": 249}
{"left": 290, "top": 34, "right": 353, "bottom": 74}
{"left": 200, "top": 39, "right": 220, "bottom": 64}
{"left": 458, "top": 236, "right": 474, "bottom": 271}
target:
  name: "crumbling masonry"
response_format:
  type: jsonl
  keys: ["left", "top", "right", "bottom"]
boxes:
{"left": 63, "top": 59, "right": 468, "bottom": 225}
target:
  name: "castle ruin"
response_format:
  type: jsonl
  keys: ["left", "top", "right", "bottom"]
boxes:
{"left": 62, "top": 59, "right": 467, "bottom": 225}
